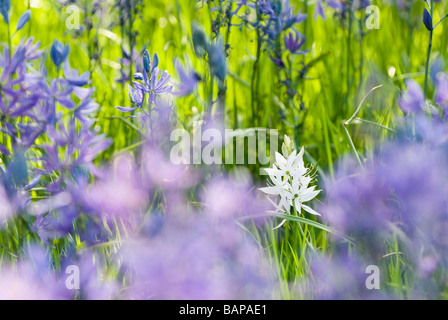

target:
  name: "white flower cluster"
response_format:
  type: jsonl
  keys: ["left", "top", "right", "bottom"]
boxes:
{"left": 260, "top": 141, "right": 320, "bottom": 229}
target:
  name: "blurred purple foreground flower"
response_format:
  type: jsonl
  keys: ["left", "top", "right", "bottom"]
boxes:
{"left": 119, "top": 211, "right": 275, "bottom": 300}
{"left": 319, "top": 114, "right": 448, "bottom": 298}
{"left": 112, "top": 151, "right": 275, "bottom": 299}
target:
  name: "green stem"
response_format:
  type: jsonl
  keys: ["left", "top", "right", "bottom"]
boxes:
{"left": 0, "top": 118, "right": 5, "bottom": 165}
{"left": 303, "top": 0, "right": 308, "bottom": 37}
{"left": 423, "top": 0, "right": 434, "bottom": 99}
{"left": 288, "top": 54, "right": 298, "bottom": 146}
{"left": 343, "top": 124, "right": 363, "bottom": 167}
{"left": 355, "top": 117, "right": 396, "bottom": 134}
{"left": 346, "top": 0, "right": 353, "bottom": 106}
{"left": 28, "top": 2, "right": 32, "bottom": 36}
{"left": 359, "top": 10, "right": 364, "bottom": 86}
{"left": 104, "top": 116, "right": 145, "bottom": 135}
{"left": 251, "top": 2, "right": 261, "bottom": 127}
{"left": 345, "top": 84, "right": 383, "bottom": 125}
{"left": 343, "top": 84, "right": 383, "bottom": 167}
{"left": 208, "top": 74, "right": 214, "bottom": 116}
{"left": 226, "top": 2, "right": 233, "bottom": 127}
{"left": 293, "top": 207, "right": 315, "bottom": 252}
{"left": 433, "top": 14, "right": 448, "bottom": 29}
{"left": 128, "top": 1, "right": 134, "bottom": 86}
{"left": 225, "top": 0, "right": 233, "bottom": 46}
{"left": 7, "top": 23, "right": 11, "bottom": 63}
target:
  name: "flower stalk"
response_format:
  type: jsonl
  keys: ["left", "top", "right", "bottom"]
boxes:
{"left": 423, "top": 0, "right": 434, "bottom": 99}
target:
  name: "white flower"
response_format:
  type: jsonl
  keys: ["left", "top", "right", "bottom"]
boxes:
{"left": 264, "top": 148, "right": 307, "bottom": 180}
{"left": 260, "top": 146, "right": 321, "bottom": 229}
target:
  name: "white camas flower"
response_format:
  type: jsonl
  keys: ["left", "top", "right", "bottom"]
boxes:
{"left": 260, "top": 146, "right": 321, "bottom": 229}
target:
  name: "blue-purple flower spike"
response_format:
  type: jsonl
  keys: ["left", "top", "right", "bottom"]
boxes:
{"left": 15, "top": 10, "right": 31, "bottom": 32}
{"left": 0, "top": 0, "right": 10, "bottom": 24}
{"left": 423, "top": 8, "right": 433, "bottom": 31}
{"left": 50, "top": 40, "right": 70, "bottom": 68}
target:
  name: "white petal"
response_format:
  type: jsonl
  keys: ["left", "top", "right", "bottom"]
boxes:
{"left": 302, "top": 204, "right": 321, "bottom": 216}
{"left": 279, "top": 197, "right": 291, "bottom": 213}
{"left": 265, "top": 196, "right": 287, "bottom": 214}
{"left": 294, "top": 198, "right": 302, "bottom": 214}
{"left": 299, "top": 189, "right": 321, "bottom": 202}
{"left": 259, "top": 186, "right": 281, "bottom": 195}
{"left": 298, "top": 146, "right": 304, "bottom": 158}
{"left": 286, "top": 150, "right": 297, "bottom": 168}
{"left": 273, "top": 219, "right": 287, "bottom": 230}
{"left": 265, "top": 168, "right": 283, "bottom": 177}
{"left": 293, "top": 147, "right": 305, "bottom": 168}
{"left": 275, "top": 152, "right": 287, "bottom": 170}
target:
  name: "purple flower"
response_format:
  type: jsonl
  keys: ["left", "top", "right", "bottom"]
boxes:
{"left": 129, "top": 82, "right": 144, "bottom": 106}
{"left": 321, "top": 115, "right": 448, "bottom": 298}
{"left": 0, "top": 0, "right": 10, "bottom": 24}
{"left": 0, "top": 38, "right": 42, "bottom": 104}
{"left": 117, "top": 213, "right": 275, "bottom": 299}
{"left": 208, "top": 37, "right": 227, "bottom": 82}
{"left": 201, "top": 174, "right": 271, "bottom": 222}
{"left": 142, "top": 147, "right": 198, "bottom": 190}
{"left": 284, "top": 29, "right": 307, "bottom": 54}
{"left": 144, "top": 67, "right": 173, "bottom": 104}
{"left": 314, "top": 0, "right": 325, "bottom": 20}
{"left": 84, "top": 154, "right": 147, "bottom": 229}
{"left": 116, "top": 51, "right": 173, "bottom": 130}
{"left": 61, "top": 251, "right": 119, "bottom": 300}
{"left": 321, "top": 156, "right": 393, "bottom": 259}
{"left": 259, "top": 0, "right": 307, "bottom": 40}
{"left": 423, "top": 8, "right": 433, "bottom": 31}
{"left": 313, "top": 0, "right": 344, "bottom": 20}
{"left": 0, "top": 246, "right": 73, "bottom": 299}
{"left": 22, "top": 78, "right": 75, "bottom": 127}
{"left": 50, "top": 40, "right": 70, "bottom": 68}
{"left": 74, "top": 98, "right": 99, "bottom": 126}
{"left": 435, "top": 73, "right": 448, "bottom": 117}
{"left": 63, "top": 61, "right": 90, "bottom": 87}
{"left": 31, "top": 204, "right": 78, "bottom": 246}
{"left": 39, "top": 119, "right": 111, "bottom": 183}
{"left": 398, "top": 79, "right": 425, "bottom": 114}
{"left": 16, "top": 10, "right": 31, "bottom": 32}
{"left": 0, "top": 94, "right": 40, "bottom": 121}
{"left": 117, "top": 48, "right": 143, "bottom": 83}
{"left": 173, "top": 59, "right": 199, "bottom": 97}
{"left": 301, "top": 253, "right": 387, "bottom": 299}
{"left": 270, "top": 55, "right": 285, "bottom": 68}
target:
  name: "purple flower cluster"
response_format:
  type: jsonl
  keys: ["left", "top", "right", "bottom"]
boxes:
{"left": 313, "top": 0, "right": 372, "bottom": 22}
{"left": 117, "top": 48, "right": 142, "bottom": 84}
{"left": 314, "top": 0, "right": 344, "bottom": 20}
{"left": 253, "top": 0, "right": 308, "bottom": 67}
{"left": 1, "top": 138, "right": 277, "bottom": 298}
{"left": 209, "top": 0, "right": 308, "bottom": 68}
{"left": 0, "top": 37, "right": 112, "bottom": 246}
{"left": 298, "top": 253, "right": 388, "bottom": 299}
{"left": 115, "top": 0, "right": 144, "bottom": 83}
{"left": 0, "top": 244, "right": 119, "bottom": 300}
{"left": 0, "top": 38, "right": 275, "bottom": 297}
{"left": 319, "top": 114, "right": 448, "bottom": 298}
{"left": 116, "top": 51, "right": 174, "bottom": 132}
{"left": 0, "top": 246, "right": 73, "bottom": 300}
{"left": 108, "top": 157, "right": 274, "bottom": 299}
{"left": 398, "top": 72, "right": 448, "bottom": 118}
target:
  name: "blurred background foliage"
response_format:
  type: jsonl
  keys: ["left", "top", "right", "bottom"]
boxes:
{"left": 2, "top": 0, "right": 439, "bottom": 176}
